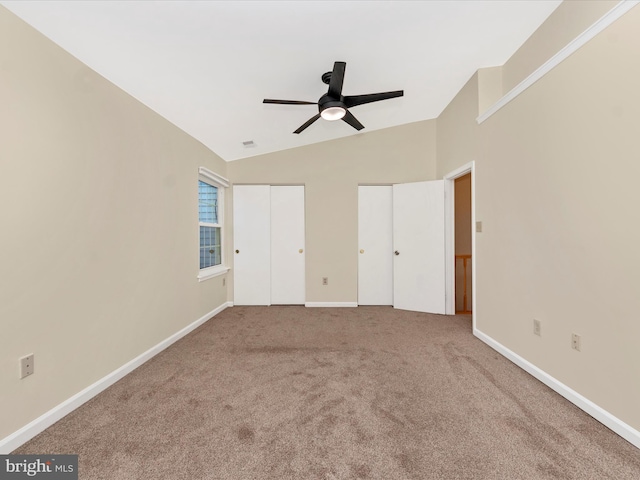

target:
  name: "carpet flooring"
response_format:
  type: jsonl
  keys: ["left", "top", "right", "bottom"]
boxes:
{"left": 14, "top": 306, "right": 640, "bottom": 479}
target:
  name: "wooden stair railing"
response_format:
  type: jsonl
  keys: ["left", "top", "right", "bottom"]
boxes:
{"left": 455, "top": 254, "right": 472, "bottom": 314}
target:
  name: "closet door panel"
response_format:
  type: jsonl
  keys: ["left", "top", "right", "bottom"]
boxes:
{"left": 358, "top": 186, "right": 393, "bottom": 305}
{"left": 271, "top": 186, "right": 305, "bottom": 305}
{"left": 393, "top": 181, "right": 445, "bottom": 314}
{"left": 233, "top": 185, "right": 271, "bottom": 305}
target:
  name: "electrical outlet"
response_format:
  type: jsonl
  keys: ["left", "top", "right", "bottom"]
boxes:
{"left": 476, "top": 221, "right": 483, "bottom": 233}
{"left": 571, "top": 333, "right": 581, "bottom": 351}
{"left": 533, "top": 319, "right": 541, "bottom": 336}
{"left": 322, "top": 277, "right": 328, "bottom": 286}
{"left": 20, "top": 354, "right": 34, "bottom": 379}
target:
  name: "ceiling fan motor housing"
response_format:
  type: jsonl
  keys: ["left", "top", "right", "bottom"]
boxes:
{"left": 318, "top": 94, "right": 345, "bottom": 114}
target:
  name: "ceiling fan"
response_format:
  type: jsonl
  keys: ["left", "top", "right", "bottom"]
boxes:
{"left": 263, "top": 61, "right": 404, "bottom": 134}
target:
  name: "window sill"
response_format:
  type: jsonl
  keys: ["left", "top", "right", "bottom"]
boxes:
{"left": 198, "top": 266, "right": 230, "bottom": 282}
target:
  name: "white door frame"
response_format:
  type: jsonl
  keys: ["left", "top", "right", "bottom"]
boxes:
{"left": 443, "top": 161, "right": 476, "bottom": 330}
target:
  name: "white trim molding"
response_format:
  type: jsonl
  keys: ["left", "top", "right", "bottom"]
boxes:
{"left": 306, "top": 302, "right": 358, "bottom": 308}
{"left": 198, "top": 167, "right": 229, "bottom": 188}
{"left": 0, "top": 301, "right": 233, "bottom": 454}
{"left": 197, "top": 265, "right": 230, "bottom": 282}
{"left": 474, "top": 328, "right": 640, "bottom": 449}
{"left": 477, "top": 0, "right": 640, "bottom": 124}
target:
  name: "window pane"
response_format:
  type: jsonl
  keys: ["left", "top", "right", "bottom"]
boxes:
{"left": 198, "top": 181, "right": 218, "bottom": 224}
{"left": 200, "top": 226, "right": 221, "bottom": 268}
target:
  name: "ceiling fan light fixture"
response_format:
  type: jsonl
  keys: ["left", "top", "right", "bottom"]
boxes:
{"left": 264, "top": 61, "right": 403, "bottom": 133}
{"left": 320, "top": 106, "right": 346, "bottom": 121}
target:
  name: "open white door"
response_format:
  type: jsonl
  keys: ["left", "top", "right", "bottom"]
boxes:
{"left": 233, "top": 185, "right": 271, "bottom": 305}
{"left": 358, "top": 186, "right": 393, "bottom": 305}
{"left": 393, "top": 180, "right": 446, "bottom": 314}
{"left": 271, "top": 186, "right": 305, "bottom": 304}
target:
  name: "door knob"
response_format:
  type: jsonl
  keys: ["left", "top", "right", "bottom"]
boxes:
{"left": 360, "top": 249, "right": 364, "bottom": 254}
{"left": 394, "top": 251, "right": 400, "bottom": 256}
{"left": 299, "top": 249, "right": 303, "bottom": 253}
{"left": 235, "top": 249, "right": 239, "bottom": 254}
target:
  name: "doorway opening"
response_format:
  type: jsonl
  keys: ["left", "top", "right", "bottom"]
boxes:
{"left": 454, "top": 174, "right": 472, "bottom": 315}
{"left": 444, "top": 162, "right": 476, "bottom": 331}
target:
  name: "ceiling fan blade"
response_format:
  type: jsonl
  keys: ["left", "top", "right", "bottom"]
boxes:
{"left": 342, "top": 110, "right": 364, "bottom": 131}
{"left": 343, "top": 90, "right": 404, "bottom": 108}
{"left": 328, "top": 61, "right": 346, "bottom": 99}
{"left": 263, "top": 99, "right": 316, "bottom": 105}
{"left": 294, "top": 114, "right": 321, "bottom": 134}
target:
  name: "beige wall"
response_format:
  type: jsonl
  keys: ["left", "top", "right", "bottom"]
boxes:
{"left": 227, "top": 121, "right": 437, "bottom": 303}
{"left": 480, "top": 4, "right": 640, "bottom": 429}
{"left": 437, "top": 3, "right": 640, "bottom": 430}
{"left": 436, "top": 72, "right": 480, "bottom": 177}
{"left": 0, "top": 8, "right": 228, "bottom": 440}
{"left": 501, "top": 0, "right": 618, "bottom": 93}
{"left": 477, "top": 66, "right": 503, "bottom": 115}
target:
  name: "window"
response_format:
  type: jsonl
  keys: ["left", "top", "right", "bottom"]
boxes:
{"left": 197, "top": 167, "right": 229, "bottom": 281}
{"left": 199, "top": 181, "right": 220, "bottom": 268}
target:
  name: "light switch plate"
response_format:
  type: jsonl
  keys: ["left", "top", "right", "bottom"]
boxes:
{"left": 476, "top": 221, "right": 483, "bottom": 233}
{"left": 533, "top": 319, "right": 541, "bottom": 336}
{"left": 572, "top": 333, "right": 581, "bottom": 351}
{"left": 20, "top": 354, "right": 34, "bottom": 379}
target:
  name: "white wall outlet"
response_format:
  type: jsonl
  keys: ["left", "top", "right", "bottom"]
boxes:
{"left": 533, "top": 319, "right": 541, "bottom": 336}
{"left": 322, "top": 277, "right": 328, "bottom": 286}
{"left": 476, "top": 221, "right": 483, "bottom": 232}
{"left": 20, "top": 354, "right": 34, "bottom": 379}
{"left": 571, "top": 333, "right": 581, "bottom": 351}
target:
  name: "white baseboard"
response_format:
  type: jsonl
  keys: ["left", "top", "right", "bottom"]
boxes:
{"left": 305, "top": 302, "right": 358, "bottom": 308}
{"left": 0, "top": 301, "right": 232, "bottom": 454}
{"left": 474, "top": 328, "right": 640, "bottom": 449}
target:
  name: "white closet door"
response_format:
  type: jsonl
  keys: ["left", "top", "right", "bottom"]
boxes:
{"left": 393, "top": 180, "right": 446, "bottom": 314}
{"left": 233, "top": 185, "right": 271, "bottom": 305}
{"left": 271, "top": 186, "right": 306, "bottom": 304}
{"left": 358, "top": 186, "right": 393, "bottom": 305}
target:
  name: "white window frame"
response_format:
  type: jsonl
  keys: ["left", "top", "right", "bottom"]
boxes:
{"left": 197, "top": 167, "right": 230, "bottom": 282}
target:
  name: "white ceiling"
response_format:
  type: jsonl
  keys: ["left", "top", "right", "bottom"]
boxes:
{"left": 2, "top": 0, "right": 562, "bottom": 161}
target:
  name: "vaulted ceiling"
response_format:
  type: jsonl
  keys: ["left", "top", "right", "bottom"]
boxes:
{"left": 2, "top": 1, "right": 562, "bottom": 161}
